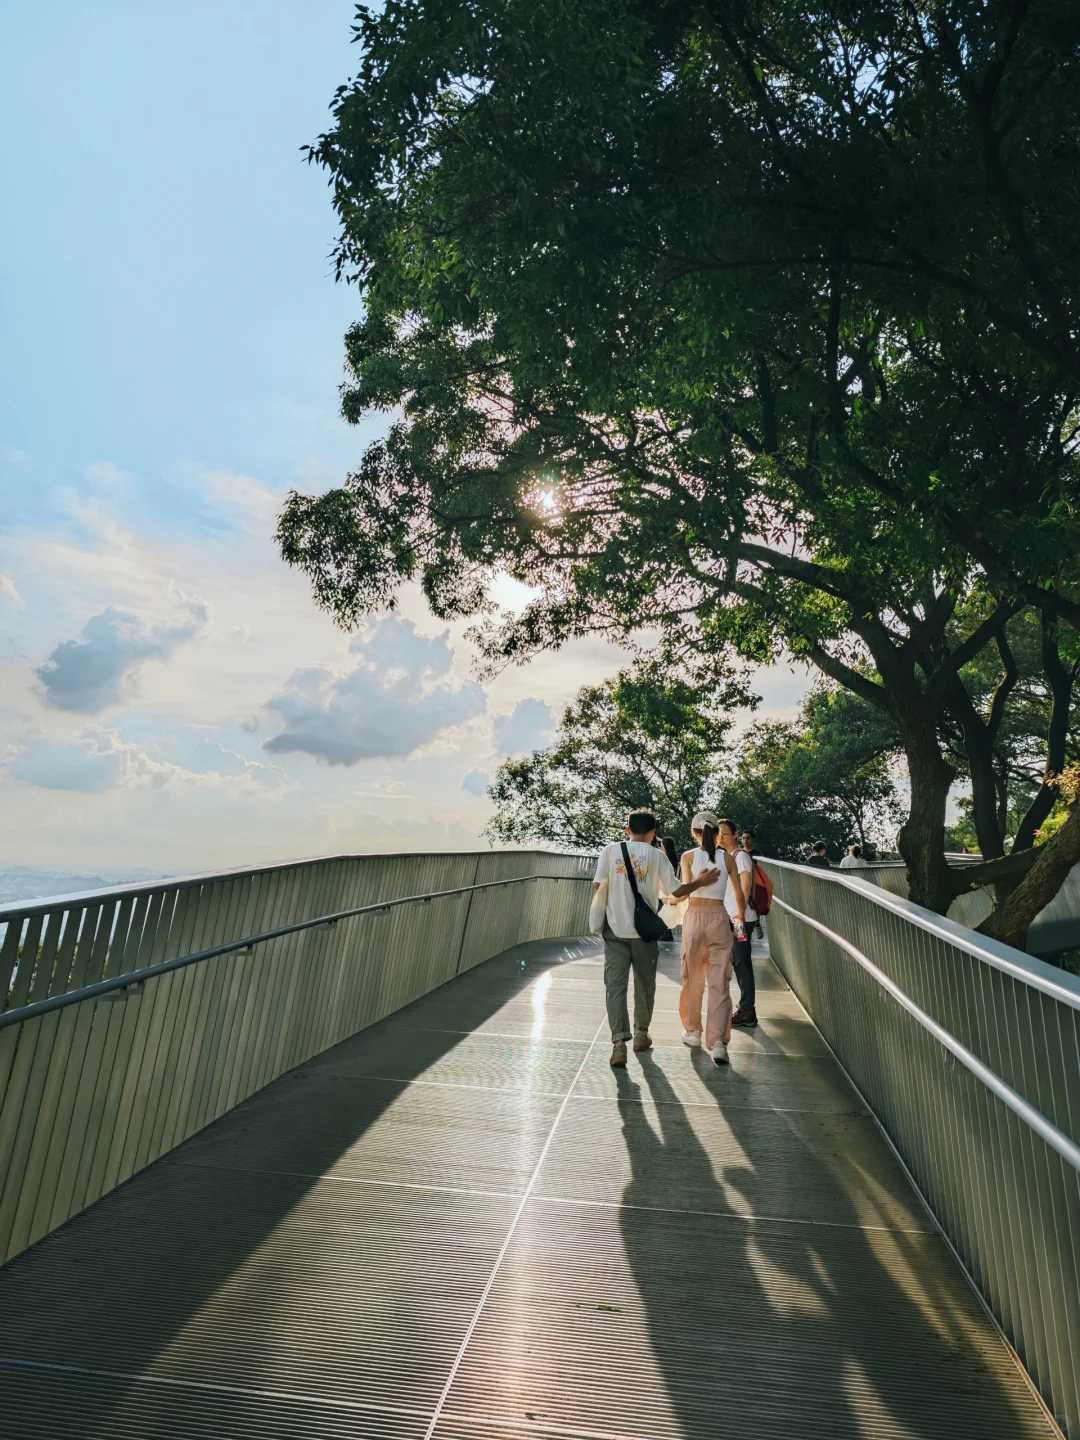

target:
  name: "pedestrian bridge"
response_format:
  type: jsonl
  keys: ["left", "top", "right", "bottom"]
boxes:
{"left": 0, "top": 852, "right": 1076, "bottom": 1438}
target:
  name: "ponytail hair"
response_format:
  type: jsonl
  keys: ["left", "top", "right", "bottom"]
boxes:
{"left": 699, "top": 823, "right": 718, "bottom": 861}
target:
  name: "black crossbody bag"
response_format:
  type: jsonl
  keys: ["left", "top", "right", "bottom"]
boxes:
{"left": 620, "top": 842, "right": 673, "bottom": 943}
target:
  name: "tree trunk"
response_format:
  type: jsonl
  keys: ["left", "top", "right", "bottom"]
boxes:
{"left": 895, "top": 709, "right": 956, "bottom": 913}
{"left": 940, "top": 674, "right": 1007, "bottom": 862}
{"left": 995, "top": 766, "right": 1010, "bottom": 847}
{"left": 978, "top": 803, "right": 1080, "bottom": 951}
{"left": 1011, "top": 617, "right": 1075, "bottom": 853}
{"left": 965, "top": 729, "right": 1007, "bottom": 860}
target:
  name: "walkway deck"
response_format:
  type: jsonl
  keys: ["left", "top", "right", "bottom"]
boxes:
{"left": 0, "top": 937, "right": 1056, "bottom": 1439}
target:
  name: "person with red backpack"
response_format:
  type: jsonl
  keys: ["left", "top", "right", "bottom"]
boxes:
{"left": 717, "top": 819, "right": 758, "bottom": 1027}
{"left": 741, "top": 829, "right": 773, "bottom": 941}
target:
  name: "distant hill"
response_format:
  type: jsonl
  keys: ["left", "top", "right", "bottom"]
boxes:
{"left": 0, "top": 866, "right": 164, "bottom": 905}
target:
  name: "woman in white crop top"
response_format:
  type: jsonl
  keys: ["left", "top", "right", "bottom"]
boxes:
{"left": 678, "top": 812, "right": 746, "bottom": 1066}
{"left": 687, "top": 845, "right": 730, "bottom": 900}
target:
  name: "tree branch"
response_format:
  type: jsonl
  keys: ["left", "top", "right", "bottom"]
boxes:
{"left": 1021, "top": 586, "right": 1080, "bottom": 634}
{"left": 986, "top": 624, "right": 1019, "bottom": 745}
{"left": 737, "top": 541, "right": 865, "bottom": 606}
{"left": 925, "top": 601, "right": 1025, "bottom": 702}
{"left": 935, "top": 5, "right": 1077, "bottom": 364}
{"left": 903, "top": 588, "right": 958, "bottom": 664}
{"left": 802, "top": 642, "right": 889, "bottom": 710}
{"left": 1012, "top": 616, "right": 1077, "bottom": 851}
{"left": 945, "top": 841, "right": 1042, "bottom": 898}
{"left": 978, "top": 802, "right": 1080, "bottom": 949}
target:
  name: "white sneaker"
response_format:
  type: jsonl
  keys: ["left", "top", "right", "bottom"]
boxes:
{"left": 682, "top": 1030, "right": 702, "bottom": 1048}
{"left": 712, "top": 1040, "right": 729, "bottom": 1065}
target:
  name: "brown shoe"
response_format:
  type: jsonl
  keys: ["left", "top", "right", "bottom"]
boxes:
{"left": 632, "top": 1031, "right": 652, "bottom": 1052}
{"left": 610, "top": 1042, "right": 628, "bottom": 1067}
{"left": 731, "top": 1006, "right": 758, "bottom": 1028}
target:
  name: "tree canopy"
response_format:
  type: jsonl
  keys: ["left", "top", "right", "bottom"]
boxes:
{"left": 487, "top": 665, "right": 901, "bottom": 860}
{"left": 720, "top": 685, "right": 904, "bottom": 860}
{"left": 486, "top": 660, "right": 751, "bottom": 852}
{"left": 282, "top": 0, "right": 1080, "bottom": 946}
{"left": 941, "top": 605, "right": 1080, "bottom": 856}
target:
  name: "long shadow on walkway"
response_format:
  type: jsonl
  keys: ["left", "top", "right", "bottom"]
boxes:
{"left": 614, "top": 1045, "right": 1048, "bottom": 1439}
{"left": 0, "top": 938, "right": 594, "bottom": 1439}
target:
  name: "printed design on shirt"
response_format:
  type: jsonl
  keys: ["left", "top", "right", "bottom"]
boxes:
{"left": 614, "top": 858, "right": 649, "bottom": 881}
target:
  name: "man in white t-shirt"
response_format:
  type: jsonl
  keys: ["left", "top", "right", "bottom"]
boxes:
{"left": 719, "top": 818, "right": 758, "bottom": 1028}
{"left": 593, "top": 809, "right": 720, "bottom": 1067}
{"left": 839, "top": 843, "right": 870, "bottom": 869}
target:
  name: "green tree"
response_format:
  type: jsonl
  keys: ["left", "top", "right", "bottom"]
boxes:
{"left": 284, "top": 0, "right": 1080, "bottom": 943}
{"left": 486, "top": 660, "right": 752, "bottom": 852}
{"left": 940, "top": 606, "right": 1080, "bottom": 859}
{"left": 719, "top": 685, "right": 903, "bottom": 860}
{"left": 487, "top": 667, "right": 901, "bottom": 861}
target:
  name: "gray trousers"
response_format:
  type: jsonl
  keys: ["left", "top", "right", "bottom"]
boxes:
{"left": 602, "top": 923, "right": 659, "bottom": 1042}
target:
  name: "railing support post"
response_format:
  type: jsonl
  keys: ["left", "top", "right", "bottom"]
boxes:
{"left": 453, "top": 853, "right": 484, "bottom": 977}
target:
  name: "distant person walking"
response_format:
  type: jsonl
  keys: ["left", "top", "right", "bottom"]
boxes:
{"left": 839, "top": 843, "right": 870, "bottom": 870}
{"left": 740, "top": 828, "right": 766, "bottom": 940}
{"left": 720, "top": 819, "right": 758, "bottom": 1028}
{"left": 593, "top": 809, "right": 718, "bottom": 1068}
{"left": 679, "top": 813, "right": 747, "bottom": 1066}
{"left": 805, "top": 841, "right": 831, "bottom": 869}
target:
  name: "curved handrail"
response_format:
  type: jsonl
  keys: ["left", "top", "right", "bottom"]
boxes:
{"left": 760, "top": 854, "right": 1080, "bottom": 1012}
{"left": 0, "top": 872, "right": 591, "bottom": 1033}
{"left": 0, "top": 849, "right": 593, "bottom": 923}
{"left": 865, "top": 854, "right": 983, "bottom": 869}
{"left": 770, "top": 893, "right": 1080, "bottom": 1173}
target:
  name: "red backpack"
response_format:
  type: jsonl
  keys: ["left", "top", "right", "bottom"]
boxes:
{"left": 749, "top": 857, "right": 773, "bottom": 917}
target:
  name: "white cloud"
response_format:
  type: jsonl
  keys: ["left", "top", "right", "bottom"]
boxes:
{"left": 7, "top": 726, "right": 292, "bottom": 796}
{"left": 462, "top": 769, "right": 490, "bottom": 797}
{"left": 84, "top": 460, "right": 133, "bottom": 491}
{"left": 494, "top": 697, "right": 555, "bottom": 756}
{"left": 0, "top": 445, "right": 33, "bottom": 471}
{"left": 263, "top": 616, "right": 487, "bottom": 767}
{"left": 0, "top": 477, "right": 810, "bottom": 873}
{"left": 350, "top": 616, "right": 457, "bottom": 676}
{"left": 9, "top": 737, "right": 120, "bottom": 792}
{"left": 188, "top": 740, "right": 291, "bottom": 789}
{"left": 355, "top": 778, "right": 415, "bottom": 802}
{"left": 35, "top": 591, "right": 209, "bottom": 713}
{"left": 204, "top": 469, "right": 284, "bottom": 536}
{"left": 488, "top": 572, "right": 541, "bottom": 616}
{"left": 0, "top": 574, "right": 23, "bottom": 607}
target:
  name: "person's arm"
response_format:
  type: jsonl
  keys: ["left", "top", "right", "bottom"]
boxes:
{"left": 738, "top": 852, "right": 754, "bottom": 909}
{"left": 725, "top": 851, "right": 746, "bottom": 924}
{"left": 670, "top": 851, "right": 719, "bottom": 900}
{"left": 592, "top": 847, "right": 609, "bottom": 892}
{"left": 672, "top": 871, "right": 721, "bottom": 900}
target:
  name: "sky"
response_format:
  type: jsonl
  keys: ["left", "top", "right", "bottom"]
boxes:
{"left": 0, "top": 1, "right": 809, "bottom": 876}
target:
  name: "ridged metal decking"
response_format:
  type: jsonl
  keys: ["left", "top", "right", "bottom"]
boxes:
{"left": 0, "top": 936, "right": 1056, "bottom": 1439}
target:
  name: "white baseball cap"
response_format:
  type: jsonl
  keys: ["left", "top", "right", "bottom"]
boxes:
{"left": 691, "top": 811, "right": 720, "bottom": 831}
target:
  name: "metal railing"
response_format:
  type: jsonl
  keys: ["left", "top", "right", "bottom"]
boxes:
{"left": 864, "top": 858, "right": 1080, "bottom": 952}
{"left": 763, "top": 857, "right": 1080, "bottom": 1437}
{"left": 865, "top": 860, "right": 995, "bottom": 929}
{"left": 0, "top": 850, "right": 593, "bottom": 1268}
